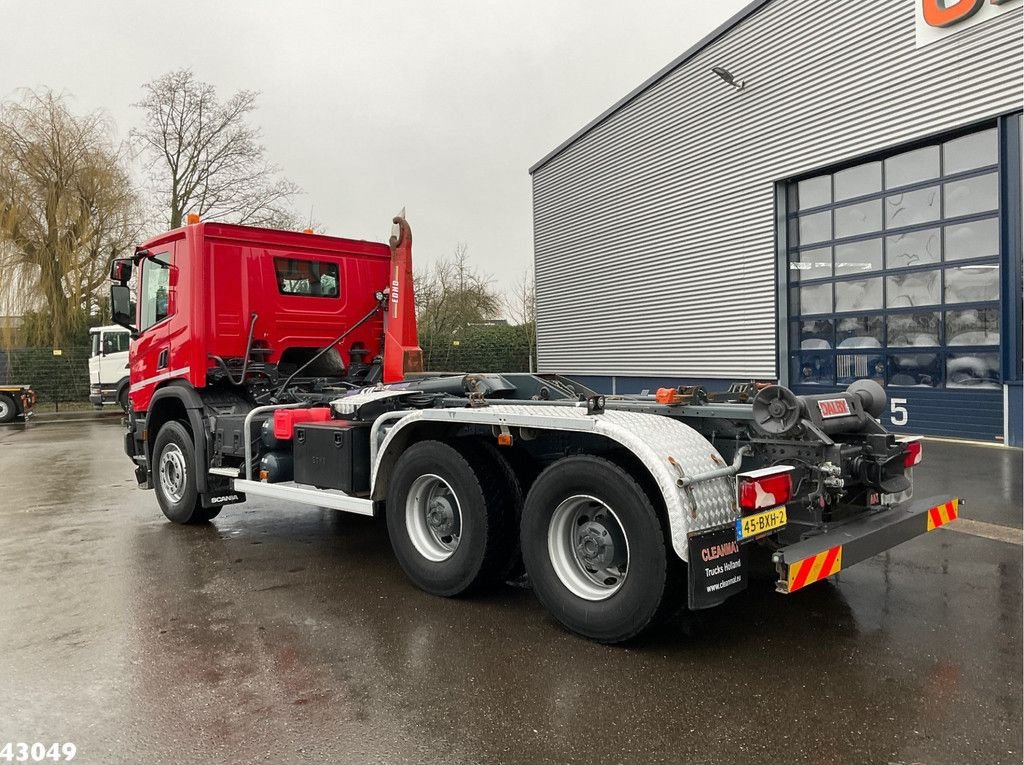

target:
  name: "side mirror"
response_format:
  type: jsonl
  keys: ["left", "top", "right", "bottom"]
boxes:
{"left": 110, "top": 284, "right": 137, "bottom": 336}
{"left": 110, "top": 259, "right": 133, "bottom": 283}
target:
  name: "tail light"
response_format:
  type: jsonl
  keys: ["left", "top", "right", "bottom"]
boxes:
{"left": 736, "top": 466, "right": 795, "bottom": 512}
{"left": 901, "top": 437, "right": 923, "bottom": 468}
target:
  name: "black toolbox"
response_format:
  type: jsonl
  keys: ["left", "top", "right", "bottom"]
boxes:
{"left": 293, "top": 421, "right": 371, "bottom": 494}
{"left": 214, "top": 413, "right": 269, "bottom": 459}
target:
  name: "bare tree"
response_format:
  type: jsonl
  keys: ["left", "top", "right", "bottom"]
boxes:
{"left": 131, "top": 69, "right": 300, "bottom": 230}
{"left": 414, "top": 243, "right": 500, "bottom": 366}
{"left": 0, "top": 89, "right": 142, "bottom": 348}
{"left": 503, "top": 268, "right": 537, "bottom": 372}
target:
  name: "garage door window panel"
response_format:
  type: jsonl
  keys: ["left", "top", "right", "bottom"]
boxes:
{"left": 945, "top": 265, "right": 1000, "bottom": 304}
{"left": 889, "top": 353, "right": 943, "bottom": 388}
{"left": 835, "top": 277, "right": 882, "bottom": 312}
{"left": 793, "top": 353, "right": 834, "bottom": 385}
{"left": 798, "top": 211, "right": 831, "bottom": 245}
{"left": 945, "top": 218, "right": 999, "bottom": 261}
{"left": 836, "top": 352, "right": 886, "bottom": 385}
{"left": 946, "top": 308, "right": 999, "bottom": 346}
{"left": 835, "top": 238, "right": 883, "bottom": 276}
{"left": 888, "top": 312, "right": 941, "bottom": 347}
{"left": 792, "top": 319, "right": 834, "bottom": 350}
{"left": 886, "top": 269, "right": 941, "bottom": 308}
{"left": 885, "top": 145, "right": 939, "bottom": 189}
{"left": 943, "top": 128, "right": 997, "bottom": 175}
{"left": 886, "top": 228, "right": 941, "bottom": 269}
{"left": 794, "top": 282, "right": 833, "bottom": 315}
{"left": 836, "top": 316, "right": 883, "bottom": 348}
{"left": 885, "top": 186, "right": 940, "bottom": 229}
{"left": 944, "top": 173, "right": 998, "bottom": 218}
{"left": 947, "top": 352, "right": 1000, "bottom": 389}
{"left": 834, "top": 200, "right": 881, "bottom": 239}
{"left": 798, "top": 175, "right": 831, "bottom": 209}
{"left": 790, "top": 246, "right": 832, "bottom": 281}
{"left": 834, "top": 162, "right": 881, "bottom": 202}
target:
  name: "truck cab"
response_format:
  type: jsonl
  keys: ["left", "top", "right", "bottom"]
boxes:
{"left": 108, "top": 216, "right": 420, "bottom": 503}
{"left": 89, "top": 325, "right": 131, "bottom": 410}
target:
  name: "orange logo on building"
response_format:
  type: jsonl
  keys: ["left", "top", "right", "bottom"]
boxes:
{"left": 922, "top": 0, "right": 1014, "bottom": 28}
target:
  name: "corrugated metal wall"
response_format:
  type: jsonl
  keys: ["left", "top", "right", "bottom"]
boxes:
{"left": 531, "top": 0, "right": 1023, "bottom": 378}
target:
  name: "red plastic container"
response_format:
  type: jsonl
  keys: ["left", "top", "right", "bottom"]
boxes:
{"left": 273, "top": 407, "right": 332, "bottom": 440}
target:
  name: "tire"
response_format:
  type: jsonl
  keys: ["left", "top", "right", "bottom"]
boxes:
{"left": 465, "top": 438, "right": 525, "bottom": 581}
{"left": 521, "top": 455, "right": 677, "bottom": 643}
{"left": 117, "top": 386, "right": 129, "bottom": 413}
{"left": 0, "top": 394, "right": 16, "bottom": 424}
{"left": 152, "top": 420, "right": 217, "bottom": 524}
{"left": 385, "top": 440, "right": 515, "bottom": 597}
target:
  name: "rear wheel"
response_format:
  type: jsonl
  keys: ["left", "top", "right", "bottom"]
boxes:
{"left": 465, "top": 438, "right": 525, "bottom": 581}
{"left": 0, "top": 394, "right": 16, "bottom": 424}
{"left": 386, "top": 440, "right": 515, "bottom": 597}
{"left": 521, "top": 455, "right": 677, "bottom": 643}
{"left": 117, "top": 386, "right": 129, "bottom": 413}
{"left": 152, "top": 420, "right": 218, "bottom": 524}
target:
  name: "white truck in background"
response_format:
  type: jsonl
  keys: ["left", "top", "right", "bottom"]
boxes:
{"left": 88, "top": 325, "right": 131, "bottom": 411}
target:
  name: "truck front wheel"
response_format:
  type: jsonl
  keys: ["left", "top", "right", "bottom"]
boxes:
{"left": 0, "top": 394, "right": 16, "bottom": 424}
{"left": 386, "top": 440, "right": 514, "bottom": 597}
{"left": 152, "top": 420, "right": 218, "bottom": 524}
{"left": 521, "top": 455, "right": 676, "bottom": 643}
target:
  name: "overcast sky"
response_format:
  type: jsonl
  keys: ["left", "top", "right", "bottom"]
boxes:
{"left": 4, "top": 0, "right": 749, "bottom": 294}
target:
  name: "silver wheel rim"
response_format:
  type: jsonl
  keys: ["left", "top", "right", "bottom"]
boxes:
{"left": 548, "top": 495, "right": 629, "bottom": 601}
{"left": 406, "top": 474, "right": 462, "bottom": 562}
{"left": 0, "top": 399, "right": 10, "bottom": 419}
{"left": 159, "top": 443, "right": 188, "bottom": 504}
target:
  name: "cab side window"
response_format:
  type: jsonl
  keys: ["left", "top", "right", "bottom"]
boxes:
{"left": 274, "top": 257, "right": 340, "bottom": 298}
{"left": 139, "top": 253, "right": 172, "bottom": 330}
{"left": 103, "top": 332, "right": 130, "bottom": 354}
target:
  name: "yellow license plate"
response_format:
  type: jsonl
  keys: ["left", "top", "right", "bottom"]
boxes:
{"left": 736, "top": 505, "right": 787, "bottom": 540}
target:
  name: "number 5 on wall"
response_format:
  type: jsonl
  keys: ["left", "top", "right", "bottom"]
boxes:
{"left": 890, "top": 397, "right": 909, "bottom": 426}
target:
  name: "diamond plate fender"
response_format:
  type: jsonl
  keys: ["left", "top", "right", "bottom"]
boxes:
{"left": 370, "top": 405, "right": 737, "bottom": 562}
{"left": 331, "top": 388, "right": 417, "bottom": 415}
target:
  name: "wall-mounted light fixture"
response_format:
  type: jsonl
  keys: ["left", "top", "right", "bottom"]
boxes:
{"left": 711, "top": 66, "right": 745, "bottom": 91}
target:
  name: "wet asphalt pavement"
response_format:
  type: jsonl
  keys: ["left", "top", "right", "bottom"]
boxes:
{"left": 0, "top": 419, "right": 1020, "bottom": 764}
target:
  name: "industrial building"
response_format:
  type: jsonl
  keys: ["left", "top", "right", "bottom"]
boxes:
{"left": 530, "top": 0, "right": 1023, "bottom": 444}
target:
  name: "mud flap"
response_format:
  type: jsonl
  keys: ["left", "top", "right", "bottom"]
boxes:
{"left": 201, "top": 491, "right": 246, "bottom": 509}
{"left": 687, "top": 524, "right": 748, "bottom": 610}
{"left": 201, "top": 471, "right": 245, "bottom": 509}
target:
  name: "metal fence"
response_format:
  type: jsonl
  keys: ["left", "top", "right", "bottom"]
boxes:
{"left": 0, "top": 346, "right": 92, "bottom": 411}
{"left": 0, "top": 326, "right": 535, "bottom": 412}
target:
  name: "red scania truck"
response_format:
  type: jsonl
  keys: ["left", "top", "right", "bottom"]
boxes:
{"left": 110, "top": 214, "right": 959, "bottom": 643}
